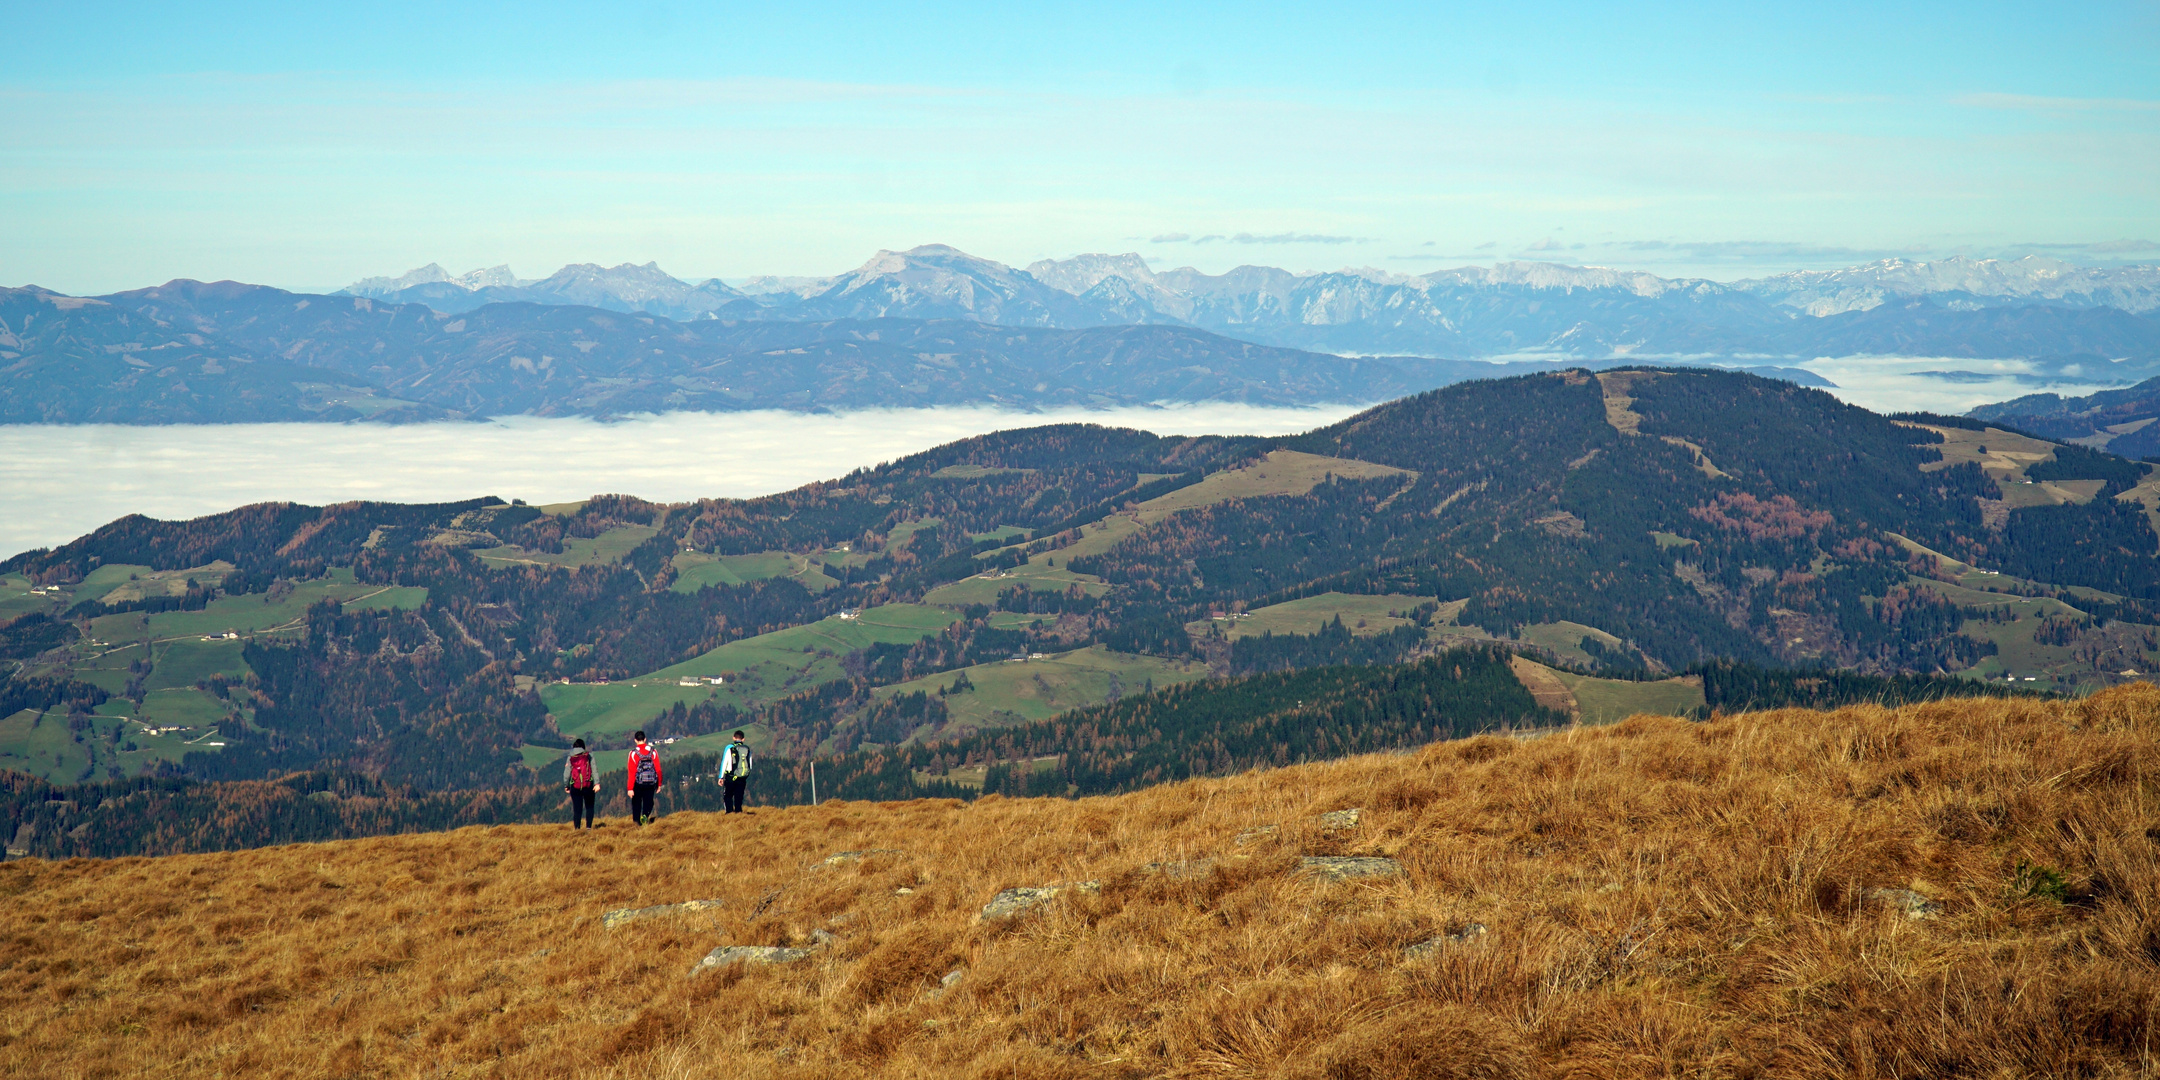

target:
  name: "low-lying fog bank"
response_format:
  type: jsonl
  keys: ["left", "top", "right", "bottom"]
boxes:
{"left": 0, "top": 403, "right": 1364, "bottom": 558}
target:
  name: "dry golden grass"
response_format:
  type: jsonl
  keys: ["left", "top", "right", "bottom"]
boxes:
{"left": 8, "top": 685, "right": 2160, "bottom": 1079}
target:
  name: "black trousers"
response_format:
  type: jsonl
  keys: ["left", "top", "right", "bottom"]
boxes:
{"left": 723, "top": 777, "right": 747, "bottom": 813}
{"left": 569, "top": 787, "right": 596, "bottom": 828}
{"left": 630, "top": 782, "right": 657, "bottom": 822}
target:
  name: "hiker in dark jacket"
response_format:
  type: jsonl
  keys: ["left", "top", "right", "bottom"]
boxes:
{"left": 626, "top": 731, "right": 663, "bottom": 826}
{"left": 718, "top": 730, "right": 753, "bottom": 814}
{"left": 563, "top": 738, "right": 597, "bottom": 829}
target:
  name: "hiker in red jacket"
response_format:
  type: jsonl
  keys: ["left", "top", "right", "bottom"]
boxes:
{"left": 563, "top": 738, "right": 597, "bottom": 829}
{"left": 626, "top": 731, "right": 663, "bottom": 826}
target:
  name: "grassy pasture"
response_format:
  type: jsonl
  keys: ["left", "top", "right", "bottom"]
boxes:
{"left": 1513, "top": 620, "right": 1627, "bottom": 668}
{"left": 1527, "top": 660, "right": 1707, "bottom": 724}
{"left": 0, "top": 693, "right": 231, "bottom": 785}
{"left": 476, "top": 524, "right": 658, "bottom": 568}
{"left": 931, "top": 464, "right": 1031, "bottom": 480}
{"left": 1913, "top": 423, "right": 2057, "bottom": 481}
{"left": 142, "top": 639, "right": 250, "bottom": 691}
{"left": 72, "top": 563, "right": 159, "bottom": 605}
{"left": 922, "top": 561, "right": 1110, "bottom": 607}
{"left": 1189, "top": 592, "right": 1433, "bottom": 641}
{"left": 671, "top": 551, "right": 837, "bottom": 594}
{"left": 1149, "top": 449, "right": 1413, "bottom": 513}
{"left": 1912, "top": 424, "right": 2113, "bottom": 508}
{"left": 995, "top": 449, "right": 1419, "bottom": 572}
{"left": 136, "top": 687, "right": 231, "bottom": 729}
{"left": 89, "top": 561, "right": 236, "bottom": 606}
{"left": 871, "top": 645, "right": 1207, "bottom": 740}
{"left": 0, "top": 574, "right": 60, "bottom": 622}
{"left": 541, "top": 604, "right": 962, "bottom": 737}
{"left": 883, "top": 519, "right": 942, "bottom": 550}
{"left": 86, "top": 578, "right": 423, "bottom": 646}
{"left": 0, "top": 708, "right": 90, "bottom": 783}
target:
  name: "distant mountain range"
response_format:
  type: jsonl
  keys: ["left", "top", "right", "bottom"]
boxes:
{"left": 0, "top": 279, "right": 1827, "bottom": 425}
{"left": 342, "top": 246, "right": 2160, "bottom": 364}
{"left": 5, "top": 247, "right": 2157, "bottom": 424}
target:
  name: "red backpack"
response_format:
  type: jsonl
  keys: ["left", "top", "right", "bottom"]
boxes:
{"left": 569, "top": 752, "right": 594, "bottom": 788}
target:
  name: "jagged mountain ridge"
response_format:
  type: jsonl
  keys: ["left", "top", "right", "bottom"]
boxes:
{"left": 336, "top": 246, "right": 2160, "bottom": 364}
{"left": 4, "top": 280, "right": 1519, "bottom": 422}
{"left": 346, "top": 261, "right": 760, "bottom": 322}
{"left": 1745, "top": 255, "right": 2160, "bottom": 316}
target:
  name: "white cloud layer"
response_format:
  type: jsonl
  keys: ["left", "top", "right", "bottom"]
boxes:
{"left": 0, "top": 403, "right": 1365, "bottom": 559}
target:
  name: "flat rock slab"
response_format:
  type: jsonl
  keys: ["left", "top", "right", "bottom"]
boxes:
{"left": 1140, "top": 859, "right": 1215, "bottom": 879}
{"left": 1300, "top": 856, "right": 1403, "bottom": 881}
{"left": 979, "top": 881, "right": 1100, "bottom": 921}
{"left": 822, "top": 849, "right": 905, "bottom": 867}
{"left": 1316, "top": 808, "right": 1362, "bottom": 830}
{"left": 602, "top": 898, "right": 725, "bottom": 930}
{"left": 1404, "top": 923, "right": 1488, "bottom": 957}
{"left": 689, "top": 945, "right": 812, "bottom": 976}
{"left": 1867, "top": 888, "right": 1944, "bottom": 920}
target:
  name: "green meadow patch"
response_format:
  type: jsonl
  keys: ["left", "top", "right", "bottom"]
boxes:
{"left": 540, "top": 603, "right": 962, "bottom": 737}
{"left": 670, "top": 551, "right": 837, "bottom": 594}
{"left": 872, "top": 645, "right": 1207, "bottom": 739}
{"left": 475, "top": 524, "right": 658, "bottom": 568}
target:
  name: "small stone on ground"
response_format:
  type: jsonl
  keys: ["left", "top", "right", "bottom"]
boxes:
{"left": 1867, "top": 887, "right": 1943, "bottom": 919}
{"left": 979, "top": 882, "right": 1101, "bottom": 921}
{"left": 1300, "top": 856, "right": 1403, "bottom": 881}
{"left": 689, "top": 945, "right": 812, "bottom": 975}
{"left": 1404, "top": 923, "right": 1489, "bottom": 957}
{"left": 823, "top": 849, "right": 905, "bottom": 867}
{"left": 602, "top": 898, "right": 725, "bottom": 930}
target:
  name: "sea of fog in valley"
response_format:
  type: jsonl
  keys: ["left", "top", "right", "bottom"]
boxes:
{"left": 0, "top": 361, "right": 2129, "bottom": 559}
{"left": 0, "top": 403, "right": 1364, "bottom": 558}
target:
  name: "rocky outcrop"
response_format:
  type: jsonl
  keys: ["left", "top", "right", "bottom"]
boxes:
{"left": 1867, "top": 888, "right": 1943, "bottom": 920}
{"left": 688, "top": 945, "right": 813, "bottom": 975}
{"left": 822, "top": 849, "right": 904, "bottom": 867}
{"left": 1404, "top": 923, "right": 1489, "bottom": 957}
{"left": 979, "top": 882, "right": 1101, "bottom": 921}
{"left": 1299, "top": 856, "right": 1403, "bottom": 881}
{"left": 1316, "top": 808, "right": 1362, "bottom": 830}
{"left": 1139, "top": 859, "right": 1216, "bottom": 879}
{"left": 601, "top": 898, "right": 725, "bottom": 930}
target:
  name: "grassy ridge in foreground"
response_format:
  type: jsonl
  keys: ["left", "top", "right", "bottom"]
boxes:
{"left": 4, "top": 685, "right": 2157, "bottom": 1078}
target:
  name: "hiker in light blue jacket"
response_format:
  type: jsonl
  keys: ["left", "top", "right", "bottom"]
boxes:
{"left": 718, "top": 731, "right": 753, "bottom": 814}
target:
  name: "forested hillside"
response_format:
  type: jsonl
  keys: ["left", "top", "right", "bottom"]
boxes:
{"left": 3, "top": 368, "right": 2155, "bottom": 857}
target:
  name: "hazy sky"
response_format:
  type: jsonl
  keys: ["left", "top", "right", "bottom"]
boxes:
{"left": 5, "top": 1, "right": 2156, "bottom": 295}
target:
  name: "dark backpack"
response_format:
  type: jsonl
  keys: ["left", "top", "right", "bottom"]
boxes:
{"left": 569, "top": 753, "right": 594, "bottom": 787}
{"left": 633, "top": 748, "right": 658, "bottom": 786}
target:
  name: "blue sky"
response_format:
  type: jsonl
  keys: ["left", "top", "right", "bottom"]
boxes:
{"left": 4, "top": 1, "right": 2156, "bottom": 294}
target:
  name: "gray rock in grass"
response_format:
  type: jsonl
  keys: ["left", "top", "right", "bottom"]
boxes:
{"left": 689, "top": 945, "right": 813, "bottom": 975}
{"left": 602, "top": 898, "right": 725, "bottom": 930}
{"left": 1867, "top": 888, "right": 1943, "bottom": 920}
{"left": 978, "top": 881, "right": 1100, "bottom": 921}
{"left": 1404, "top": 923, "right": 1489, "bottom": 958}
{"left": 1299, "top": 856, "right": 1403, "bottom": 881}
